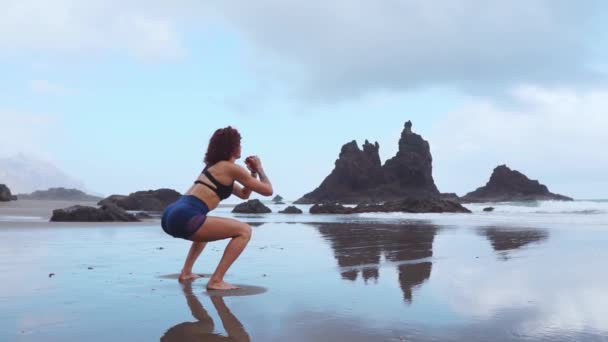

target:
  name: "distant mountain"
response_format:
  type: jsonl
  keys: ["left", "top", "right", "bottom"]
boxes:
{"left": 0, "top": 154, "right": 86, "bottom": 194}
{"left": 17, "top": 187, "right": 102, "bottom": 202}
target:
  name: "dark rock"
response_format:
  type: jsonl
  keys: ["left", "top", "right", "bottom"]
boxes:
{"left": 462, "top": 165, "right": 573, "bottom": 203}
{"left": 296, "top": 121, "right": 440, "bottom": 204}
{"left": 440, "top": 193, "right": 460, "bottom": 201}
{"left": 17, "top": 187, "right": 102, "bottom": 201}
{"left": 381, "top": 121, "right": 440, "bottom": 199}
{"left": 354, "top": 199, "right": 471, "bottom": 214}
{"left": 232, "top": 199, "right": 272, "bottom": 214}
{"left": 49, "top": 273, "right": 55, "bottom": 278}
{"left": 135, "top": 212, "right": 152, "bottom": 219}
{"left": 310, "top": 203, "right": 354, "bottom": 214}
{"left": 98, "top": 189, "right": 181, "bottom": 212}
{"left": 50, "top": 203, "right": 139, "bottom": 222}
{"left": 296, "top": 139, "right": 384, "bottom": 204}
{"left": 279, "top": 206, "right": 303, "bottom": 214}
{"left": 0, "top": 184, "right": 16, "bottom": 202}
{"left": 310, "top": 199, "right": 470, "bottom": 214}
{"left": 483, "top": 207, "right": 495, "bottom": 212}
{"left": 272, "top": 195, "right": 284, "bottom": 203}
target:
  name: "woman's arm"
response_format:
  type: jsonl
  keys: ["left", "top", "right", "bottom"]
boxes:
{"left": 232, "top": 171, "right": 256, "bottom": 199}
{"left": 231, "top": 160, "right": 273, "bottom": 197}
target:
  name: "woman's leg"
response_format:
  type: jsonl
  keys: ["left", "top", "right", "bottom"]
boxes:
{"left": 179, "top": 241, "right": 207, "bottom": 282}
{"left": 189, "top": 216, "right": 252, "bottom": 290}
{"left": 211, "top": 296, "right": 250, "bottom": 341}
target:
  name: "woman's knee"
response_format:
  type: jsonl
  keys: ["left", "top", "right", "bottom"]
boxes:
{"left": 238, "top": 224, "right": 252, "bottom": 240}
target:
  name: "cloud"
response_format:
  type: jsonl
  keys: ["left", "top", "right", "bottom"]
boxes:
{"left": 0, "top": 109, "right": 60, "bottom": 158}
{"left": 30, "top": 80, "right": 73, "bottom": 96}
{"left": 429, "top": 85, "right": 608, "bottom": 198}
{"left": 0, "top": 0, "right": 193, "bottom": 61}
{"left": 3, "top": 1, "right": 605, "bottom": 96}
{"left": 210, "top": 0, "right": 607, "bottom": 100}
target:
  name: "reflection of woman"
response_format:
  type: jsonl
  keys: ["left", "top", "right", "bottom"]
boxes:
{"left": 161, "top": 281, "right": 251, "bottom": 342}
{"left": 161, "top": 126, "right": 273, "bottom": 290}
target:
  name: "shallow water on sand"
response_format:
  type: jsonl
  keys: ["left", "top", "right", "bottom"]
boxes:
{"left": 1, "top": 217, "right": 608, "bottom": 341}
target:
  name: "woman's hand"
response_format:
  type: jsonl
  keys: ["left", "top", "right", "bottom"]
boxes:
{"left": 245, "top": 159, "right": 256, "bottom": 173}
{"left": 231, "top": 162, "right": 273, "bottom": 196}
{"left": 251, "top": 156, "right": 263, "bottom": 171}
{"left": 245, "top": 156, "right": 263, "bottom": 172}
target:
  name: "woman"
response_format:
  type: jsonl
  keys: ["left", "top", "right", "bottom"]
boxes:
{"left": 161, "top": 126, "right": 273, "bottom": 290}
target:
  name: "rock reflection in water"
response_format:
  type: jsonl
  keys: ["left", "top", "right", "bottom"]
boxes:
{"left": 316, "top": 222, "right": 438, "bottom": 303}
{"left": 478, "top": 226, "right": 549, "bottom": 260}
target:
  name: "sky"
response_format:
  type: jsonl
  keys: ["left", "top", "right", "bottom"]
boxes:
{"left": 1, "top": 0, "right": 608, "bottom": 200}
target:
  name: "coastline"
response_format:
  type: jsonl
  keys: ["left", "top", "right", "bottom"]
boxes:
{"left": 2, "top": 208, "right": 608, "bottom": 341}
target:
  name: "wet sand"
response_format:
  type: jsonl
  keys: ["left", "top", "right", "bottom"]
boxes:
{"left": 1, "top": 211, "right": 608, "bottom": 341}
{"left": 0, "top": 199, "right": 100, "bottom": 222}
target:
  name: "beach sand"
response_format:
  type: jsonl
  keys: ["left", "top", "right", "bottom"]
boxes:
{"left": 1, "top": 201, "right": 608, "bottom": 341}
{"left": 0, "top": 199, "right": 100, "bottom": 222}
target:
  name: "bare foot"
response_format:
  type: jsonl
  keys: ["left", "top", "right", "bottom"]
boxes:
{"left": 178, "top": 272, "right": 203, "bottom": 282}
{"left": 206, "top": 280, "right": 239, "bottom": 291}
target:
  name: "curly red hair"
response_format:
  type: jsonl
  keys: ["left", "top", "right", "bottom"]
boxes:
{"left": 204, "top": 126, "right": 242, "bottom": 165}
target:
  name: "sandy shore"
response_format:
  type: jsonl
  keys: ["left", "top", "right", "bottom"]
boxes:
{"left": 1, "top": 214, "right": 607, "bottom": 341}
{"left": 0, "top": 199, "right": 101, "bottom": 221}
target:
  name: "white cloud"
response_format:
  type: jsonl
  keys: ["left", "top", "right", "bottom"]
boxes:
{"left": 3, "top": 1, "right": 605, "bottom": 94}
{"left": 0, "top": 110, "right": 59, "bottom": 158}
{"left": 210, "top": 0, "right": 606, "bottom": 100}
{"left": 430, "top": 85, "right": 608, "bottom": 198}
{"left": 30, "top": 80, "right": 72, "bottom": 96}
{"left": 0, "top": 0, "right": 194, "bottom": 61}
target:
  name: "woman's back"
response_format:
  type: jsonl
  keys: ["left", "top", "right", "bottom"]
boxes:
{"left": 187, "top": 161, "right": 235, "bottom": 209}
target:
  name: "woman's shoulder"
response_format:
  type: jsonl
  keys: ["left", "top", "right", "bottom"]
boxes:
{"left": 212, "top": 160, "right": 240, "bottom": 173}
{"left": 214, "top": 160, "right": 235, "bottom": 168}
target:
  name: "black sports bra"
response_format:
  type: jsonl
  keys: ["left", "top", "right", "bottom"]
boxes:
{"left": 194, "top": 165, "right": 234, "bottom": 200}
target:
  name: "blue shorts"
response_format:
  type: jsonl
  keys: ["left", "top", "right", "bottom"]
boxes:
{"left": 161, "top": 195, "right": 210, "bottom": 239}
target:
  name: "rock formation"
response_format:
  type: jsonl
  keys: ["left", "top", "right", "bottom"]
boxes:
{"left": 272, "top": 195, "right": 285, "bottom": 204}
{"left": 296, "top": 121, "right": 440, "bottom": 204}
{"left": 380, "top": 121, "right": 439, "bottom": 198}
{"left": 18, "top": 187, "right": 102, "bottom": 201}
{"left": 310, "top": 203, "right": 354, "bottom": 214}
{"left": 232, "top": 199, "right": 272, "bottom": 214}
{"left": 99, "top": 189, "right": 181, "bottom": 212}
{"left": 296, "top": 139, "right": 384, "bottom": 204}
{"left": 310, "top": 198, "right": 471, "bottom": 214}
{"left": 279, "top": 206, "right": 303, "bottom": 214}
{"left": 461, "top": 165, "right": 572, "bottom": 203}
{"left": 0, "top": 184, "right": 16, "bottom": 201}
{"left": 440, "top": 193, "right": 460, "bottom": 201}
{"left": 50, "top": 203, "right": 139, "bottom": 222}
